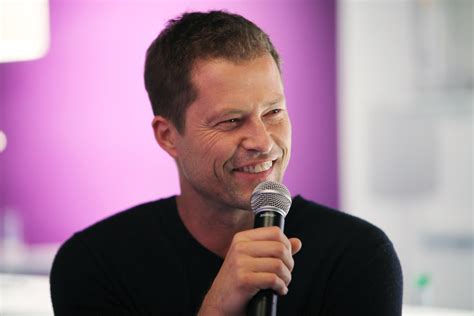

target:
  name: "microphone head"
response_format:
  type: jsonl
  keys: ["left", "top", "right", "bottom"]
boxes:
{"left": 251, "top": 181, "right": 292, "bottom": 217}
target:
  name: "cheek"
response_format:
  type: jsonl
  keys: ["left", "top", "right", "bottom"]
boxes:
{"left": 200, "top": 130, "right": 221, "bottom": 151}
{"left": 191, "top": 130, "right": 235, "bottom": 168}
{"left": 284, "top": 120, "right": 292, "bottom": 145}
{"left": 273, "top": 119, "right": 292, "bottom": 148}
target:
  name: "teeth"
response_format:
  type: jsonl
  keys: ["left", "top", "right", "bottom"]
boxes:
{"left": 241, "top": 161, "right": 272, "bottom": 173}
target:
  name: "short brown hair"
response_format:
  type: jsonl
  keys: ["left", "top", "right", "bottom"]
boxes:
{"left": 144, "top": 10, "right": 281, "bottom": 133}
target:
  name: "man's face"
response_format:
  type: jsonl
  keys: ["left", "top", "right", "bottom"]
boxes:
{"left": 174, "top": 54, "right": 291, "bottom": 211}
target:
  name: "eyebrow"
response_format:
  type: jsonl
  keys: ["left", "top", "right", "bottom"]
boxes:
{"left": 264, "top": 96, "right": 285, "bottom": 107}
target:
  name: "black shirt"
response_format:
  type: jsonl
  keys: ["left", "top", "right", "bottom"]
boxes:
{"left": 50, "top": 195, "right": 403, "bottom": 315}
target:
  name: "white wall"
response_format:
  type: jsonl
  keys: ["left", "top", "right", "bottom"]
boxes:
{"left": 338, "top": 0, "right": 473, "bottom": 309}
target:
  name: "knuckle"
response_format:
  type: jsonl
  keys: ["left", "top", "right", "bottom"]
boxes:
{"left": 268, "top": 273, "right": 280, "bottom": 288}
{"left": 288, "top": 261, "right": 294, "bottom": 272}
{"left": 237, "top": 271, "right": 253, "bottom": 290}
{"left": 287, "top": 256, "right": 295, "bottom": 270}
{"left": 275, "top": 243, "right": 286, "bottom": 257}
{"left": 233, "top": 241, "right": 246, "bottom": 253}
{"left": 231, "top": 233, "right": 242, "bottom": 244}
{"left": 279, "top": 262, "right": 288, "bottom": 276}
{"left": 270, "top": 227, "right": 282, "bottom": 238}
{"left": 269, "top": 256, "right": 292, "bottom": 283}
{"left": 273, "top": 259, "right": 286, "bottom": 275}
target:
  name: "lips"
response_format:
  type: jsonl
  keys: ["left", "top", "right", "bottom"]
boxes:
{"left": 234, "top": 160, "right": 273, "bottom": 174}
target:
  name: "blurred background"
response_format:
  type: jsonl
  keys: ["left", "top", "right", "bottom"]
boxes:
{"left": 0, "top": 0, "right": 472, "bottom": 315}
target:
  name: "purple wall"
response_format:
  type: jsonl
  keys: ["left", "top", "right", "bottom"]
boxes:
{"left": 0, "top": 0, "right": 337, "bottom": 244}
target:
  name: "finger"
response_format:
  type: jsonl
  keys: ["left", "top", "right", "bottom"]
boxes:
{"left": 234, "top": 227, "right": 291, "bottom": 250}
{"left": 289, "top": 238, "right": 302, "bottom": 255}
{"left": 234, "top": 241, "right": 294, "bottom": 271}
{"left": 248, "top": 257, "right": 292, "bottom": 285}
{"left": 245, "top": 272, "right": 289, "bottom": 296}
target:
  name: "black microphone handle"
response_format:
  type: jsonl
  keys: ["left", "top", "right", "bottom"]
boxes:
{"left": 247, "top": 210, "right": 285, "bottom": 316}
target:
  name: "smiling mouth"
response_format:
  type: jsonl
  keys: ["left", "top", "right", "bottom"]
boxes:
{"left": 234, "top": 160, "right": 274, "bottom": 174}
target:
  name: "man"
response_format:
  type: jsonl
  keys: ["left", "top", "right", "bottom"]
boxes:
{"left": 50, "top": 11, "right": 403, "bottom": 315}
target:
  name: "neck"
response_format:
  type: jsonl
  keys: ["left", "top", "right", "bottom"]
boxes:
{"left": 176, "top": 193, "right": 254, "bottom": 258}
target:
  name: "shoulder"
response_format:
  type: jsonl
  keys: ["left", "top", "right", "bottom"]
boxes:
{"left": 287, "top": 195, "right": 391, "bottom": 249}
{"left": 50, "top": 196, "right": 181, "bottom": 312}
{"left": 286, "top": 195, "right": 400, "bottom": 277}
{"left": 77, "top": 196, "right": 175, "bottom": 243}
{"left": 53, "top": 196, "right": 177, "bottom": 265}
{"left": 286, "top": 196, "right": 403, "bottom": 314}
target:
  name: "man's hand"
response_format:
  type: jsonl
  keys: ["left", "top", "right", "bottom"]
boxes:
{"left": 198, "top": 226, "right": 302, "bottom": 316}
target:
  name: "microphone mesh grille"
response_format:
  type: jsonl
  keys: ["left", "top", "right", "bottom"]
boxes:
{"left": 251, "top": 181, "right": 292, "bottom": 217}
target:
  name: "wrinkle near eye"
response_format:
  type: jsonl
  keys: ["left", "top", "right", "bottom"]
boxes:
{"left": 195, "top": 125, "right": 226, "bottom": 152}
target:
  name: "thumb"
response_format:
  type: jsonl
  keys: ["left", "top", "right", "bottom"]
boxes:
{"left": 289, "top": 237, "right": 302, "bottom": 255}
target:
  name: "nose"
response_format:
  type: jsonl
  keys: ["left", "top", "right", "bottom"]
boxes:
{"left": 240, "top": 118, "right": 274, "bottom": 154}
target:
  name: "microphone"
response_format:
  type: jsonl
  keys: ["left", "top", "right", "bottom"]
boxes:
{"left": 247, "top": 181, "right": 292, "bottom": 316}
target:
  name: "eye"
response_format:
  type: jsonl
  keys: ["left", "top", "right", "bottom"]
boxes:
{"left": 223, "top": 118, "right": 240, "bottom": 124}
{"left": 216, "top": 117, "right": 242, "bottom": 130}
{"left": 265, "top": 108, "right": 283, "bottom": 117}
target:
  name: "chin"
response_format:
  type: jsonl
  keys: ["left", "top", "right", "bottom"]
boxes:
{"left": 227, "top": 192, "right": 253, "bottom": 211}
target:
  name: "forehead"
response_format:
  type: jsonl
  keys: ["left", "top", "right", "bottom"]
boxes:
{"left": 189, "top": 55, "right": 284, "bottom": 110}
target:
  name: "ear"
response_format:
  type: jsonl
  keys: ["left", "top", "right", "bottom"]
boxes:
{"left": 152, "top": 116, "right": 179, "bottom": 158}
